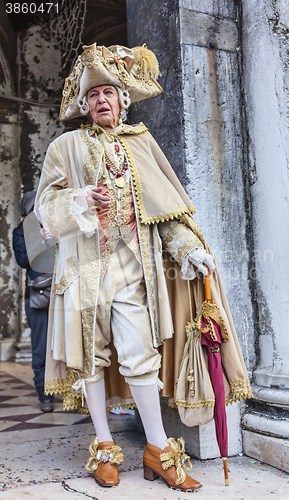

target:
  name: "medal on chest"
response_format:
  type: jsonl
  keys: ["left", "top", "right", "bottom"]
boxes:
{"left": 114, "top": 175, "right": 126, "bottom": 188}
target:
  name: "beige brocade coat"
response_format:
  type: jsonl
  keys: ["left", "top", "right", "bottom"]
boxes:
{"left": 35, "top": 122, "right": 252, "bottom": 414}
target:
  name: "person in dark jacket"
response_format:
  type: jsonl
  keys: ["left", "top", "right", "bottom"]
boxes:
{"left": 12, "top": 191, "right": 54, "bottom": 412}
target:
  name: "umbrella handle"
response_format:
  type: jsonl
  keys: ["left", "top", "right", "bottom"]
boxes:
{"left": 204, "top": 265, "right": 213, "bottom": 302}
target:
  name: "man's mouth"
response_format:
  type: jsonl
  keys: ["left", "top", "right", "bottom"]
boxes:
{"left": 98, "top": 107, "right": 110, "bottom": 113}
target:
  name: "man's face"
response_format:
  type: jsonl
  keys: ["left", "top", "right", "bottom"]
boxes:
{"left": 87, "top": 85, "right": 120, "bottom": 129}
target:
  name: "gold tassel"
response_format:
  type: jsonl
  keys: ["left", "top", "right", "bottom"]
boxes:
{"left": 196, "top": 301, "right": 230, "bottom": 343}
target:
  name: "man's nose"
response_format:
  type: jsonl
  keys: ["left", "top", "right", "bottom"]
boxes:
{"left": 97, "top": 92, "right": 106, "bottom": 103}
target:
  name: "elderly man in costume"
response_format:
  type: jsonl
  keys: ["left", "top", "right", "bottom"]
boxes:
{"left": 35, "top": 44, "right": 252, "bottom": 492}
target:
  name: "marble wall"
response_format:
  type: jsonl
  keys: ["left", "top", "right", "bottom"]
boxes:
{"left": 127, "top": 0, "right": 289, "bottom": 466}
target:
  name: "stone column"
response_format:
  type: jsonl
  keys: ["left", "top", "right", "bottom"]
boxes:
{"left": 11, "top": 24, "right": 64, "bottom": 361}
{"left": 0, "top": 18, "right": 64, "bottom": 361}
{"left": 127, "top": 0, "right": 255, "bottom": 458}
{"left": 241, "top": 0, "right": 289, "bottom": 472}
{"left": 0, "top": 100, "right": 21, "bottom": 360}
{"left": 18, "top": 26, "right": 64, "bottom": 193}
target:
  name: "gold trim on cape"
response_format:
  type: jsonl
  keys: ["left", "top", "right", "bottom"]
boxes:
{"left": 119, "top": 136, "right": 197, "bottom": 225}
{"left": 80, "top": 122, "right": 148, "bottom": 137}
{"left": 178, "top": 213, "right": 207, "bottom": 250}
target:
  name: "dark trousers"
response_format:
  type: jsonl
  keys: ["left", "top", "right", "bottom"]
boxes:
{"left": 25, "top": 298, "right": 53, "bottom": 402}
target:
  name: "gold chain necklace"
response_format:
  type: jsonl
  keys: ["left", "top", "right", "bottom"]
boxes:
{"left": 104, "top": 152, "right": 128, "bottom": 188}
{"left": 104, "top": 151, "right": 124, "bottom": 174}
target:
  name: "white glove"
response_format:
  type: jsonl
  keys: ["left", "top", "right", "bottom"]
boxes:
{"left": 188, "top": 247, "right": 216, "bottom": 276}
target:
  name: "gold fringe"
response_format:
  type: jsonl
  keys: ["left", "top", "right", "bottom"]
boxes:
{"left": 45, "top": 367, "right": 90, "bottom": 414}
{"left": 45, "top": 374, "right": 252, "bottom": 414}
{"left": 45, "top": 370, "right": 138, "bottom": 414}
{"left": 229, "top": 378, "right": 253, "bottom": 401}
{"left": 106, "top": 403, "right": 136, "bottom": 412}
{"left": 196, "top": 301, "right": 230, "bottom": 343}
{"left": 45, "top": 368, "right": 79, "bottom": 395}
{"left": 173, "top": 377, "right": 253, "bottom": 410}
{"left": 119, "top": 136, "right": 196, "bottom": 225}
{"left": 117, "top": 124, "right": 148, "bottom": 136}
{"left": 80, "top": 122, "right": 148, "bottom": 137}
{"left": 174, "top": 398, "right": 215, "bottom": 409}
{"left": 177, "top": 213, "right": 207, "bottom": 250}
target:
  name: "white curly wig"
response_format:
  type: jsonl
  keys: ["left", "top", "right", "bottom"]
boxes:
{"left": 77, "top": 87, "right": 131, "bottom": 122}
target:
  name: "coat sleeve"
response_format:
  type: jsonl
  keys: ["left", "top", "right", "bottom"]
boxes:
{"left": 158, "top": 219, "right": 205, "bottom": 280}
{"left": 12, "top": 225, "right": 30, "bottom": 269}
{"left": 35, "top": 139, "right": 98, "bottom": 238}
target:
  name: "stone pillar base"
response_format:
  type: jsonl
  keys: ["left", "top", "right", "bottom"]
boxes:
{"left": 134, "top": 398, "right": 242, "bottom": 459}
{"left": 0, "top": 340, "right": 15, "bottom": 361}
{"left": 13, "top": 339, "right": 32, "bottom": 363}
{"left": 13, "top": 328, "right": 32, "bottom": 363}
{"left": 242, "top": 384, "right": 289, "bottom": 473}
{"left": 160, "top": 399, "right": 242, "bottom": 459}
{"left": 243, "top": 430, "right": 289, "bottom": 473}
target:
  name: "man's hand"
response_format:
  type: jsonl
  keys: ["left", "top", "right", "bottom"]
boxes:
{"left": 194, "top": 253, "right": 215, "bottom": 276}
{"left": 40, "top": 227, "right": 53, "bottom": 240}
{"left": 86, "top": 187, "right": 110, "bottom": 211}
{"left": 188, "top": 247, "right": 216, "bottom": 276}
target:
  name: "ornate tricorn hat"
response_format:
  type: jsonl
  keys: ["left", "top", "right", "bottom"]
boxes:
{"left": 59, "top": 43, "right": 163, "bottom": 121}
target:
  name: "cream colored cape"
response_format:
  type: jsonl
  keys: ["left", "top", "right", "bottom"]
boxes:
{"left": 35, "top": 123, "right": 252, "bottom": 414}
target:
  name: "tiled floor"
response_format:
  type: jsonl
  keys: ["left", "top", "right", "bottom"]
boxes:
{"left": 0, "top": 361, "right": 143, "bottom": 492}
{"left": 0, "top": 368, "right": 91, "bottom": 433}
{"left": 0, "top": 362, "right": 289, "bottom": 499}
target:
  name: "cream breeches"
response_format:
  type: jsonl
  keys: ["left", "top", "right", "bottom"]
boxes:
{"left": 85, "top": 239, "right": 161, "bottom": 387}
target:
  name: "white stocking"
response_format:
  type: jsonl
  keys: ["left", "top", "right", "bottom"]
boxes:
{"left": 130, "top": 383, "right": 168, "bottom": 450}
{"left": 85, "top": 377, "right": 113, "bottom": 443}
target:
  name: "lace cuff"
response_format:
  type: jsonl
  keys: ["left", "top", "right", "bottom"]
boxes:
{"left": 72, "top": 186, "right": 99, "bottom": 238}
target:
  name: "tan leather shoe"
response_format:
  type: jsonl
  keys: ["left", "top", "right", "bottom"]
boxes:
{"left": 85, "top": 437, "right": 124, "bottom": 487}
{"left": 143, "top": 438, "right": 202, "bottom": 492}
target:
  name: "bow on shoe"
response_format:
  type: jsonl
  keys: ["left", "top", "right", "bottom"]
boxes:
{"left": 160, "top": 437, "right": 192, "bottom": 485}
{"left": 85, "top": 437, "right": 124, "bottom": 472}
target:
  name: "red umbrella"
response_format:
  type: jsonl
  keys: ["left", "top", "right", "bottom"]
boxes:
{"left": 198, "top": 268, "right": 229, "bottom": 486}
